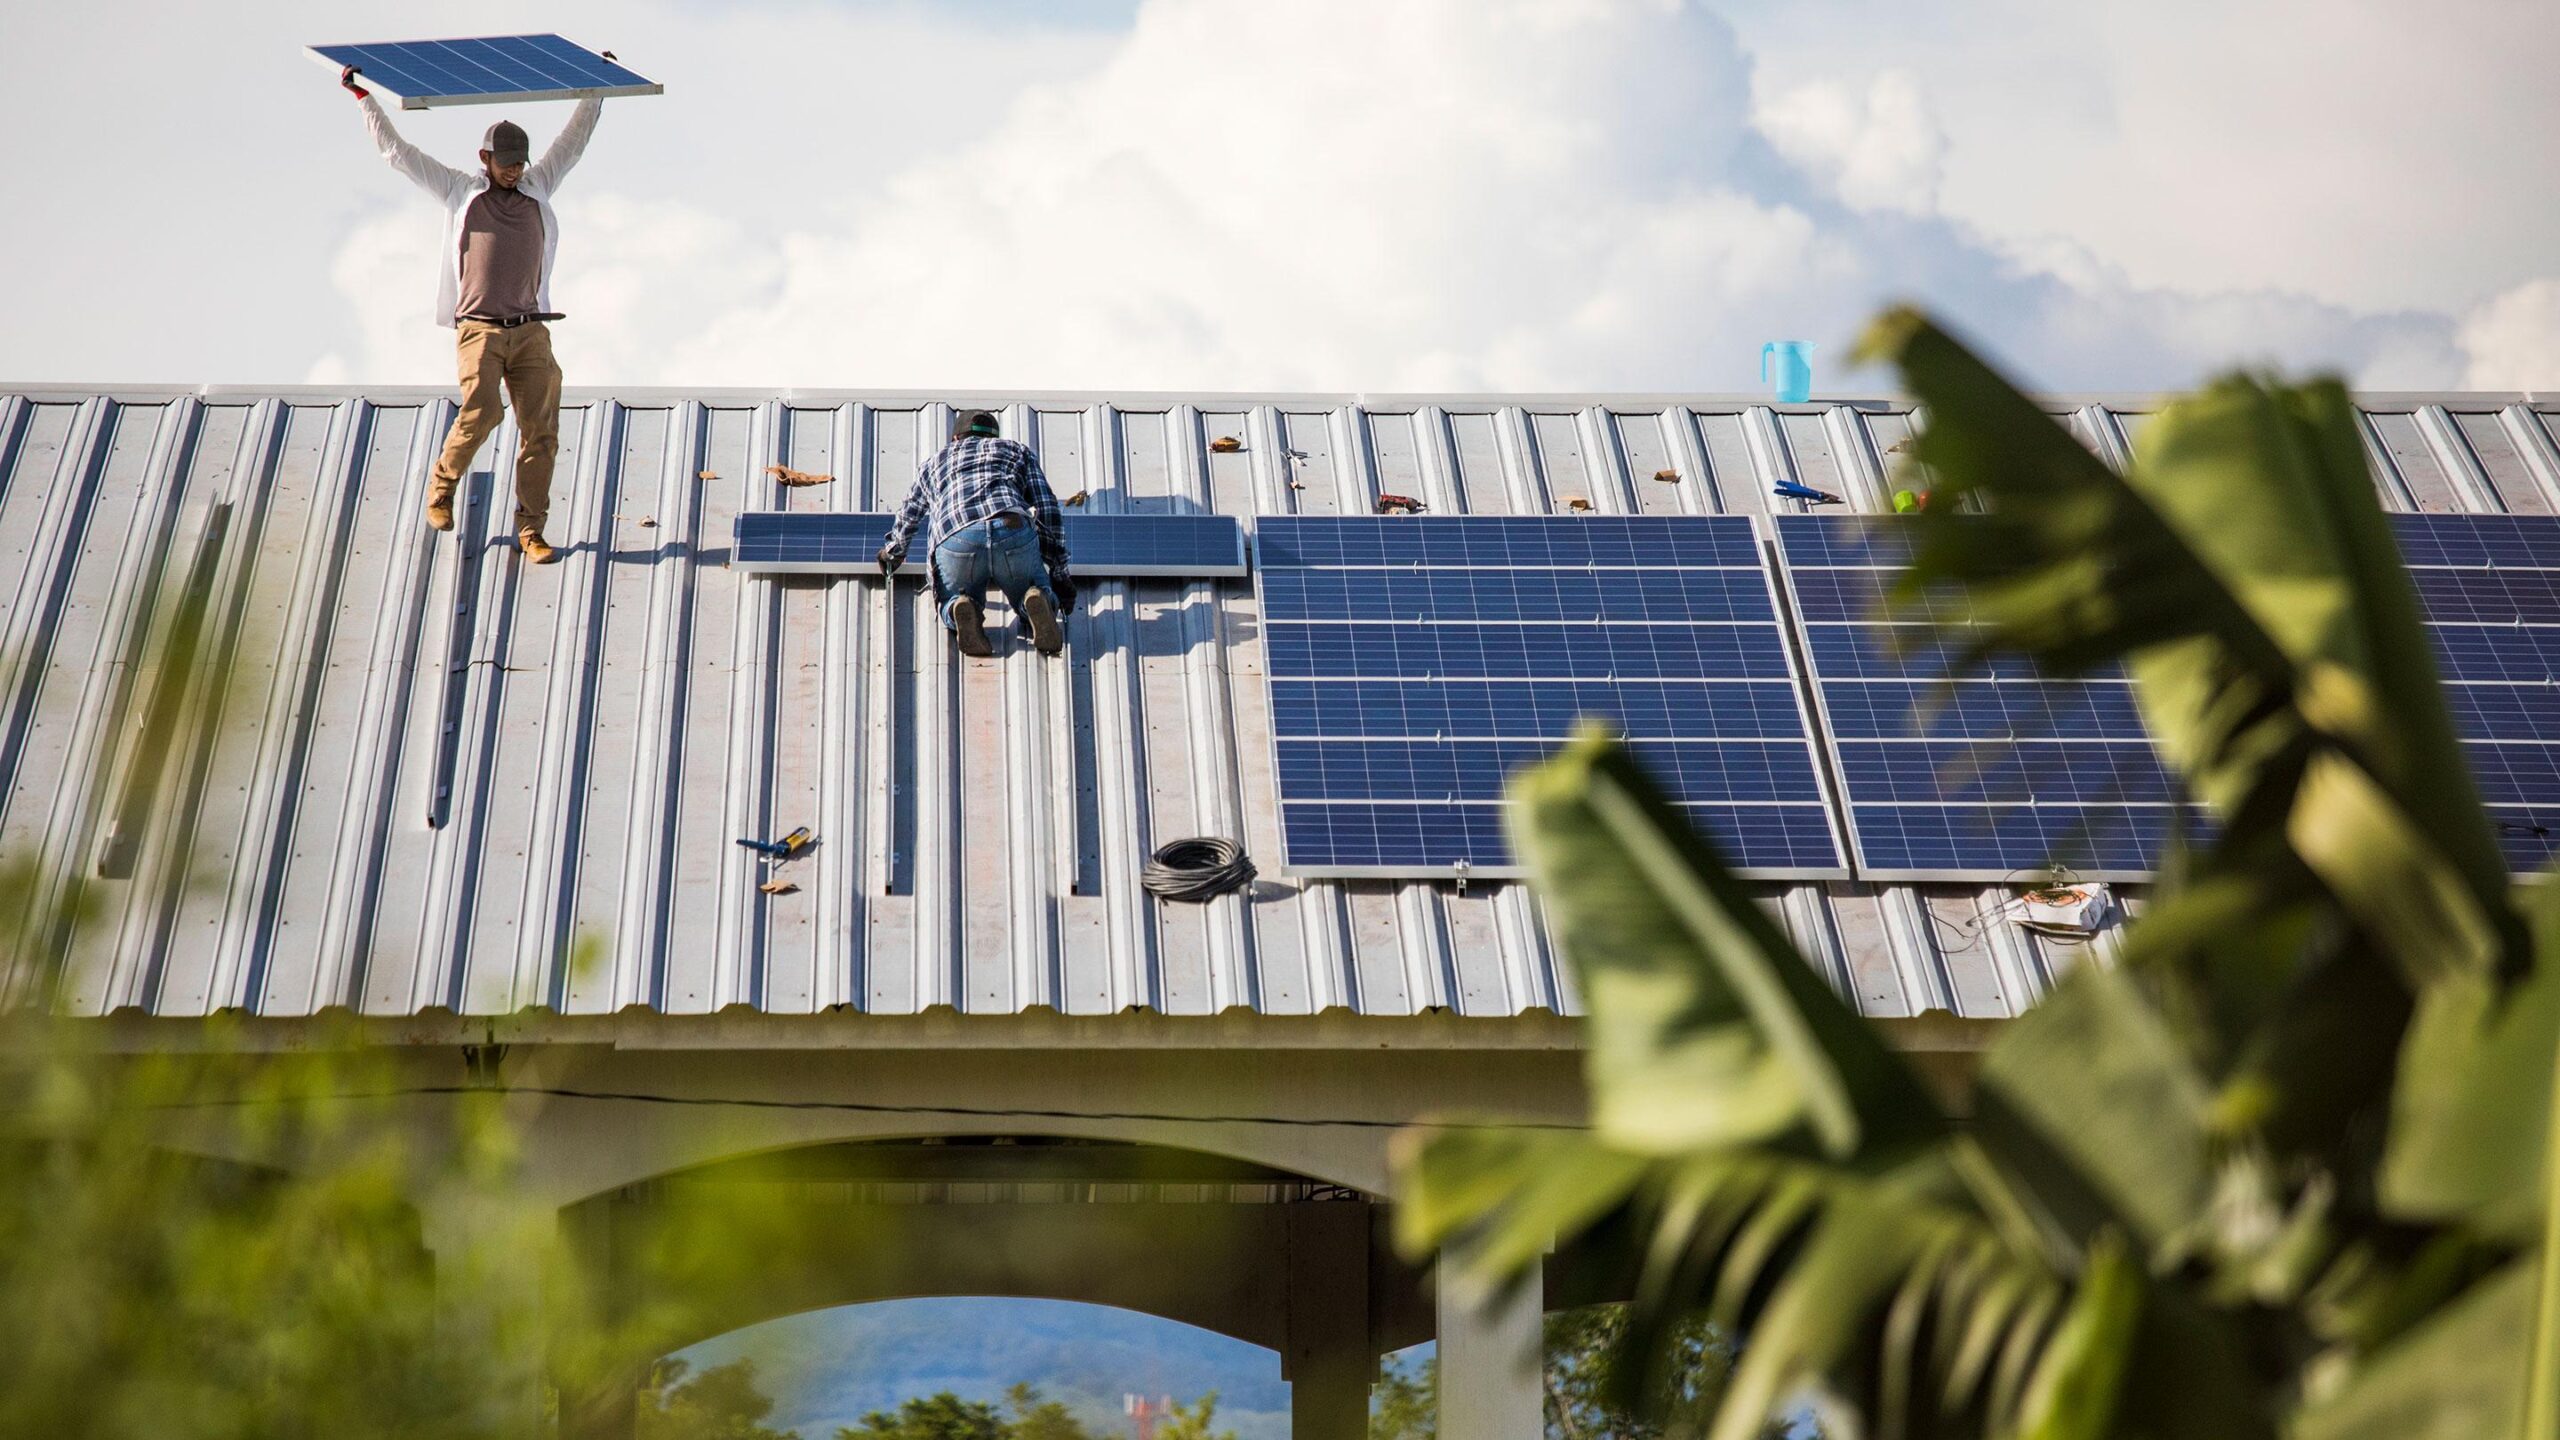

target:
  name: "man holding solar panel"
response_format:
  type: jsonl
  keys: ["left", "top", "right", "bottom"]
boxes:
{"left": 334, "top": 55, "right": 611, "bottom": 566}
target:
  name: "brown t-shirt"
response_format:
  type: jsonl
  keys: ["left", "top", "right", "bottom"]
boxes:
{"left": 455, "top": 184, "right": 544, "bottom": 321}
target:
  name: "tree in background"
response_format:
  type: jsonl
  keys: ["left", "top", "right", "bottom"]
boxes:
{"left": 843, "top": 1392, "right": 1010, "bottom": 1440}
{"left": 1365, "top": 1307, "right": 1802, "bottom": 1439}
{"left": 1368, "top": 1352, "right": 1436, "bottom": 1440}
{"left": 1145, "top": 1392, "right": 1235, "bottom": 1440}
{"left": 1399, "top": 310, "right": 2560, "bottom": 1438}
{"left": 1001, "top": 1383, "right": 1097, "bottom": 1440}
{"left": 641, "top": 1358, "right": 803, "bottom": 1440}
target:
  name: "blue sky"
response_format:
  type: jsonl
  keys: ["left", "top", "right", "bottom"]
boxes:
{"left": 4, "top": 1, "right": 2556, "bottom": 392}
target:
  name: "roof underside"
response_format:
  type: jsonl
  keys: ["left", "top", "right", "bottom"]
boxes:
{"left": 4, "top": 386, "right": 2555, "bottom": 1024}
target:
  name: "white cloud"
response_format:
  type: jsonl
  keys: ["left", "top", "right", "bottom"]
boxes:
{"left": 1726, "top": 0, "right": 2560, "bottom": 318}
{"left": 309, "top": 0, "right": 2479, "bottom": 396}
{"left": 1754, "top": 70, "right": 1945, "bottom": 215}
{"left": 2460, "top": 279, "right": 2560, "bottom": 391}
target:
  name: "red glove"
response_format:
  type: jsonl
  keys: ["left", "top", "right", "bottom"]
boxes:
{"left": 340, "top": 65, "right": 369, "bottom": 100}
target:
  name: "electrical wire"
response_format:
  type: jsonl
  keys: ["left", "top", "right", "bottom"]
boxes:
{"left": 136, "top": 1084, "right": 1586, "bottom": 1132}
{"left": 1140, "top": 837, "right": 1256, "bottom": 903}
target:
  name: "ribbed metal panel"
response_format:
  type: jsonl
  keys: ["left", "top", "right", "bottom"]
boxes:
{"left": 3, "top": 387, "right": 2549, "bottom": 1022}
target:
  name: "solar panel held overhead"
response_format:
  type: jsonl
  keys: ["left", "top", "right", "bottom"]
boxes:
{"left": 306, "top": 35, "right": 662, "bottom": 110}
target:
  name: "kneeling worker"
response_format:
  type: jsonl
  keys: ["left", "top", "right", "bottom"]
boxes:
{"left": 878, "top": 411, "right": 1076, "bottom": 657}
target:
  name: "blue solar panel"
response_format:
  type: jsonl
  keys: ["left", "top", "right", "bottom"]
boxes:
{"left": 307, "top": 35, "right": 661, "bottom": 110}
{"left": 2398, "top": 513, "right": 2560, "bottom": 872}
{"left": 1776, "top": 514, "right": 2197, "bottom": 880}
{"left": 1264, "top": 621, "right": 1794, "bottom": 681}
{"left": 730, "top": 512, "right": 1247, "bottom": 578}
{"left": 1256, "top": 515, "right": 1846, "bottom": 879}
{"left": 1281, "top": 803, "right": 1845, "bottom": 872}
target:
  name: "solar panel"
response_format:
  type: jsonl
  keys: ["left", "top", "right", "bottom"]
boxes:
{"left": 2394, "top": 513, "right": 2560, "bottom": 873}
{"left": 306, "top": 35, "right": 661, "bottom": 110}
{"left": 1256, "top": 515, "right": 1848, "bottom": 879}
{"left": 1775, "top": 514, "right": 2199, "bottom": 881}
{"left": 730, "top": 513, "right": 1247, "bottom": 578}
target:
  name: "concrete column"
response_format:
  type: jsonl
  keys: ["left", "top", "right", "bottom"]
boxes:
{"left": 1284, "top": 1202, "right": 1374, "bottom": 1440}
{"left": 557, "top": 1198, "right": 638, "bottom": 1440}
{"left": 417, "top": 1186, "right": 558, "bottom": 1437}
{"left": 1436, "top": 1255, "right": 1542, "bottom": 1440}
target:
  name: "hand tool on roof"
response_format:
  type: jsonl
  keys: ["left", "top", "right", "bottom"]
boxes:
{"left": 1772, "top": 479, "right": 1843, "bottom": 505}
{"left": 736, "top": 826, "right": 813, "bottom": 859}
{"left": 1375, "top": 493, "right": 1426, "bottom": 515}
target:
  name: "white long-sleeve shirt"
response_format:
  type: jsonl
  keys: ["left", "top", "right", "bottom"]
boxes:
{"left": 357, "top": 94, "right": 602, "bottom": 329}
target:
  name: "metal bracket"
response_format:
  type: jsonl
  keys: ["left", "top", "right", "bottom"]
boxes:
{"left": 462, "top": 1042, "right": 509, "bottom": 1090}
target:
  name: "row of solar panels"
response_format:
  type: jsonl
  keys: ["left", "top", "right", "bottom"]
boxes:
{"left": 730, "top": 509, "right": 2560, "bottom": 884}
{"left": 1259, "top": 513, "right": 2560, "bottom": 883}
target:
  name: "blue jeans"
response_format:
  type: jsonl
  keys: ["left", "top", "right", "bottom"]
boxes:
{"left": 931, "top": 514, "right": 1050, "bottom": 630}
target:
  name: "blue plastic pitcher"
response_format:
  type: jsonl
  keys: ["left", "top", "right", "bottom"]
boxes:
{"left": 1762, "top": 341, "right": 1814, "bottom": 405}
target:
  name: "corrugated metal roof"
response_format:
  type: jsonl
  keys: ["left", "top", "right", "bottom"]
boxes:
{"left": 5, "top": 385, "right": 2556, "bottom": 1025}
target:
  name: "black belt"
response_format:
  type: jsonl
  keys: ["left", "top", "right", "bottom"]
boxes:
{"left": 461, "top": 312, "right": 563, "bottom": 328}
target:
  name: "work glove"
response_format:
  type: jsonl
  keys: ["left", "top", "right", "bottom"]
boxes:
{"left": 1048, "top": 570, "right": 1078, "bottom": 618}
{"left": 876, "top": 546, "right": 901, "bottom": 576}
{"left": 340, "top": 65, "right": 370, "bottom": 100}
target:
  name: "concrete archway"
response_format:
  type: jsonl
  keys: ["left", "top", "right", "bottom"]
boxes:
{"left": 562, "top": 1135, "right": 1413, "bottom": 1440}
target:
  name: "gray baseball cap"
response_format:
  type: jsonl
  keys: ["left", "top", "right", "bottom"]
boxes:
{"left": 481, "top": 120, "right": 530, "bottom": 166}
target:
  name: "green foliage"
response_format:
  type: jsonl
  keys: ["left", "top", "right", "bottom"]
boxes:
{"left": 845, "top": 1392, "right": 1010, "bottom": 1439}
{"left": 0, "top": 1026, "right": 544, "bottom": 1439}
{"left": 1365, "top": 1307, "right": 1805, "bottom": 1439}
{"left": 1370, "top": 1351, "right": 1437, "bottom": 1440}
{"left": 1398, "top": 309, "right": 2560, "bottom": 1440}
{"left": 643, "top": 1358, "right": 803, "bottom": 1440}
{"left": 840, "top": 1384, "right": 1210, "bottom": 1440}
{"left": 1148, "top": 1392, "right": 1235, "bottom": 1440}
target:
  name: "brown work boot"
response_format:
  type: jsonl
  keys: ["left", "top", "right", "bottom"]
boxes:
{"left": 948, "top": 596, "right": 993, "bottom": 657}
{"left": 517, "top": 529, "right": 558, "bottom": 565}
{"left": 1022, "top": 587, "right": 1064, "bottom": 656}
{"left": 424, "top": 489, "right": 455, "bottom": 531}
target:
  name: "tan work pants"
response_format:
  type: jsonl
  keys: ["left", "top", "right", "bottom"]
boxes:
{"left": 431, "top": 319, "right": 563, "bottom": 534}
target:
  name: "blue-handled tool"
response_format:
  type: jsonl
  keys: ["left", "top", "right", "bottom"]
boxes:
{"left": 736, "top": 826, "right": 813, "bottom": 858}
{"left": 1772, "top": 479, "right": 1843, "bottom": 505}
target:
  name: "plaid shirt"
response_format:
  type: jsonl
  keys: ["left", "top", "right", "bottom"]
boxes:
{"left": 880, "top": 436, "right": 1068, "bottom": 572}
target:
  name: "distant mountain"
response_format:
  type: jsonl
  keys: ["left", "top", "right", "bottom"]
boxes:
{"left": 678, "top": 1297, "right": 1293, "bottom": 1440}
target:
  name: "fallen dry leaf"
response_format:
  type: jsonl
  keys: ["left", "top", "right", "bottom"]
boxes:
{"left": 698, "top": 470, "right": 718, "bottom": 482}
{"left": 758, "top": 879, "right": 799, "bottom": 896}
{"left": 768, "top": 464, "right": 833, "bottom": 487}
{"left": 1653, "top": 468, "right": 1680, "bottom": 483}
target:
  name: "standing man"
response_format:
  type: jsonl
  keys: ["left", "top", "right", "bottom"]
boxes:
{"left": 878, "top": 411, "right": 1077, "bottom": 658}
{"left": 340, "top": 64, "right": 603, "bottom": 564}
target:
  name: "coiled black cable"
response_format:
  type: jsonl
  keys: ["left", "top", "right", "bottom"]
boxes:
{"left": 1141, "top": 836, "right": 1257, "bottom": 902}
